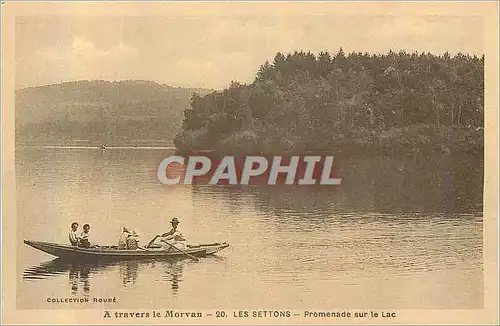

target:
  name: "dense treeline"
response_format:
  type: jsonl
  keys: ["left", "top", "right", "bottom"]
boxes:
{"left": 175, "top": 49, "right": 484, "bottom": 156}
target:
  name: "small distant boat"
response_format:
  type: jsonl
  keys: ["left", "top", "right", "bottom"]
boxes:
{"left": 99, "top": 144, "right": 107, "bottom": 150}
{"left": 24, "top": 240, "right": 229, "bottom": 261}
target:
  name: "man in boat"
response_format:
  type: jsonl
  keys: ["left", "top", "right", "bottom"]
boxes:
{"left": 79, "top": 224, "right": 91, "bottom": 248}
{"left": 69, "top": 222, "right": 79, "bottom": 246}
{"left": 147, "top": 217, "right": 186, "bottom": 250}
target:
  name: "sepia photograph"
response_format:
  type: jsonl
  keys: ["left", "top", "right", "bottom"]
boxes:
{"left": 1, "top": 1, "right": 499, "bottom": 325}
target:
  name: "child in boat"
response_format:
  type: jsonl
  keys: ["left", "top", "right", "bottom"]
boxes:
{"left": 69, "top": 222, "right": 79, "bottom": 246}
{"left": 79, "top": 224, "right": 91, "bottom": 248}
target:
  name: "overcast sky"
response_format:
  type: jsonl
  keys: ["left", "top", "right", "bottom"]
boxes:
{"left": 16, "top": 14, "right": 483, "bottom": 90}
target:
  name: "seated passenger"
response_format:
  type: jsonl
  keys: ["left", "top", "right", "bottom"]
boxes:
{"left": 118, "top": 227, "right": 130, "bottom": 249}
{"left": 126, "top": 231, "right": 140, "bottom": 250}
{"left": 69, "top": 222, "right": 79, "bottom": 246}
{"left": 79, "top": 224, "right": 91, "bottom": 248}
{"left": 118, "top": 227, "right": 140, "bottom": 250}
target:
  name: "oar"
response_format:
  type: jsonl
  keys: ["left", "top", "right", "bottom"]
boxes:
{"left": 162, "top": 241, "right": 199, "bottom": 262}
{"left": 146, "top": 235, "right": 160, "bottom": 249}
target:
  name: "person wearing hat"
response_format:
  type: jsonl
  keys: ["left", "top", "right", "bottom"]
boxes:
{"left": 117, "top": 227, "right": 141, "bottom": 249}
{"left": 126, "top": 230, "right": 140, "bottom": 250}
{"left": 147, "top": 217, "right": 186, "bottom": 250}
{"left": 118, "top": 227, "right": 131, "bottom": 249}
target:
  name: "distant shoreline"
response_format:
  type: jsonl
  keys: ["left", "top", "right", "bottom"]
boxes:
{"left": 16, "top": 144, "right": 177, "bottom": 150}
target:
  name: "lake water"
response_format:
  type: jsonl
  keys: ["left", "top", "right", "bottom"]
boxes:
{"left": 16, "top": 147, "right": 483, "bottom": 309}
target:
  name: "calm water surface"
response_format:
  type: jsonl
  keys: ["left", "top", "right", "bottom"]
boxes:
{"left": 16, "top": 148, "right": 483, "bottom": 309}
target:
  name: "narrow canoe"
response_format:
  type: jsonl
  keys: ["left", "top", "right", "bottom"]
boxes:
{"left": 24, "top": 240, "right": 229, "bottom": 261}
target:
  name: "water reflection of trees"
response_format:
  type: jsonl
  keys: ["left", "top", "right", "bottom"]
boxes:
{"left": 191, "top": 154, "right": 483, "bottom": 215}
{"left": 23, "top": 258, "right": 187, "bottom": 295}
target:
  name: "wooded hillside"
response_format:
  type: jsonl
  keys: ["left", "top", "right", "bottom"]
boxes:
{"left": 16, "top": 80, "right": 212, "bottom": 145}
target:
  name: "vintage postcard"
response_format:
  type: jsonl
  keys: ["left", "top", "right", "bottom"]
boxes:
{"left": 1, "top": 1, "right": 499, "bottom": 325}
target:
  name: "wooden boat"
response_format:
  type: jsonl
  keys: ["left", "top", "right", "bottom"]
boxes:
{"left": 24, "top": 240, "right": 229, "bottom": 261}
